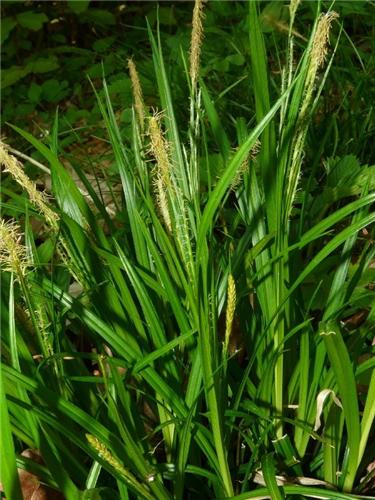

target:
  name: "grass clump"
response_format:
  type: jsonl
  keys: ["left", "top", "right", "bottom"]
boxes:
{"left": 1, "top": 1, "right": 374, "bottom": 499}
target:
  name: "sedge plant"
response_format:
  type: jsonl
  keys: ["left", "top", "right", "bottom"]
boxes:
{"left": 1, "top": 1, "right": 374, "bottom": 499}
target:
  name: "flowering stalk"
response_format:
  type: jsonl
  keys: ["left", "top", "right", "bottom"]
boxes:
{"left": 286, "top": 11, "right": 339, "bottom": 218}
{"left": 128, "top": 58, "right": 146, "bottom": 132}
{"left": 86, "top": 434, "right": 154, "bottom": 499}
{"left": 0, "top": 218, "right": 53, "bottom": 358}
{"left": 0, "top": 142, "right": 89, "bottom": 287}
{"left": 0, "top": 143, "right": 58, "bottom": 229}
{"left": 189, "top": 0, "right": 205, "bottom": 91}
{"left": 189, "top": 0, "right": 205, "bottom": 201}
{"left": 0, "top": 219, "right": 29, "bottom": 278}
{"left": 280, "top": 0, "right": 302, "bottom": 130}
{"left": 224, "top": 274, "right": 236, "bottom": 354}
{"left": 148, "top": 114, "right": 173, "bottom": 232}
{"left": 231, "top": 139, "right": 261, "bottom": 191}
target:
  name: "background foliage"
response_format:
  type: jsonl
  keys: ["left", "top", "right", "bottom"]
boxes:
{"left": 2, "top": 1, "right": 374, "bottom": 158}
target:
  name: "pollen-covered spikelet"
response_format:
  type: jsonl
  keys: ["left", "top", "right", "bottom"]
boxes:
{"left": 85, "top": 434, "right": 155, "bottom": 491}
{"left": 231, "top": 139, "right": 261, "bottom": 191}
{"left": 148, "top": 114, "right": 174, "bottom": 232}
{"left": 148, "top": 115, "right": 171, "bottom": 186}
{"left": 299, "top": 11, "right": 339, "bottom": 124}
{"left": 86, "top": 434, "right": 126, "bottom": 474}
{"left": 35, "top": 304, "right": 54, "bottom": 357}
{"left": 190, "top": 0, "right": 205, "bottom": 88}
{"left": 128, "top": 58, "right": 145, "bottom": 132}
{"left": 0, "top": 143, "right": 58, "bottom": 228}
{"left": 0, "top": 219, "right": 29, "bottom": 277}
{"left": 286, "top": 11, "right": 338, "bottom": 218}
{"left": 300, "top": 11, "right": 338, "bottom": 120}
{"left": 154, "top": 175, "right": 172, "bottom": 233}
{"left": 309, "top": 11, "right": 339, "bottom": 76}
{"left": 224, "top": 274, "right": 236, "bottom": 353}
{"left": 173, "top": 202, "right": 194, "bottom": 280}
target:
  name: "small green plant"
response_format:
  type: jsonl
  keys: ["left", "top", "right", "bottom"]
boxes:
{"left": 1, "top": 1, "right": 374, "bottom": 499}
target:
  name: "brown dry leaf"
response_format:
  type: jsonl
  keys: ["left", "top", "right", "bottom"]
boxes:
{"left": 343, "top": 309, "right": 369, "bottom": 330}
{"left": 18, "top": 449, "right": 64, "bottom": 500}
{"left": 360, "top": 458, "right": 375, "bottom": 494}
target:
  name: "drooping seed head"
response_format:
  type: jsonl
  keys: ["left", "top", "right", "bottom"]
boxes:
{"left": 231, "top": 139, "right": 261, "bottom": 191}
{"left": 148, "top": 115, "right": 171, "bottom": 185}
{"left": 148, "top": 115, "right": 174, "bottom": 233}
{"left": 286, "top": 11, "right": 338, "bottom": 219}
{"left": 0, "top": 143, "right": 58, "bottom": 228}
{"left": 309, "top": 11, "right": 339, "bottom": 79}
{"left": 0, "top": 219, "right": 29, "bottom": 277}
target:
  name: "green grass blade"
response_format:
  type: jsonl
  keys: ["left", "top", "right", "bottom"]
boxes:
{"left": 319, "top": 321, "right": 360, "bottom": 491}
{"left": 0, "top": 364, "right": 23, "bottom": 500}
{"left": 196, "top": 81, "right": 296, "bottom": 265}
{"left": 358, "top": 369, "right": 375, "bottom": 467}
{"left": 232, "top": 485, "right": 370, "bottom": 499}
{"left": 39, "top": 424, "right": 81, "bottom": 499}
{"left": 133, "top": 330, "right": 196, "bottom": 374}
{"left": 261, "top": 453, "right": 285, "bottom": 500}
{"left": 248, "top": 0, "right": 276, "bottom": 228}
{"left": 200, "top": 80, "right": 231, "bottom": 161}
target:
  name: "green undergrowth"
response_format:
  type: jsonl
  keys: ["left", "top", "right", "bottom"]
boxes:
{"left": 1, "top": 1, "right": 374, "bottom": 499}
